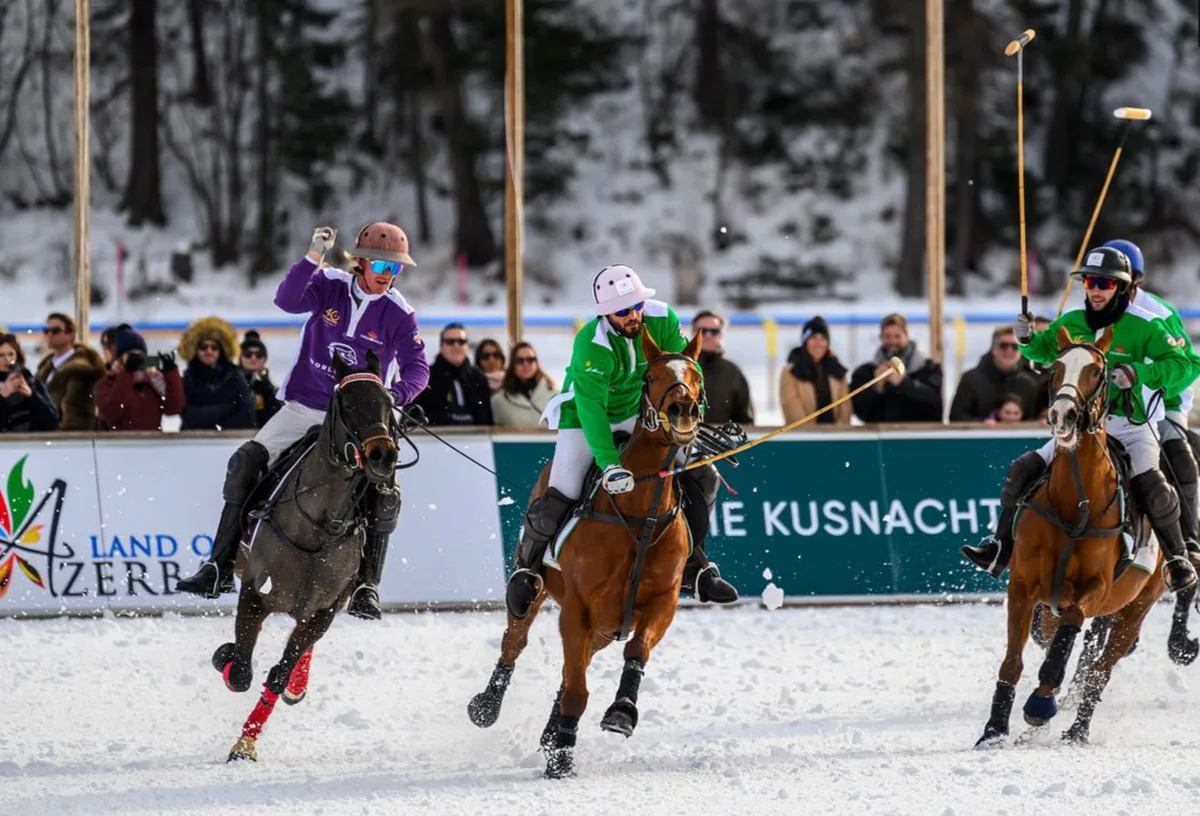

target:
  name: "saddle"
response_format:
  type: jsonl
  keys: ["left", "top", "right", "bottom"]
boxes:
{"left": 1018, "top": 436, "right": 1150, "bottom": 580}
{"left": 241, "top": 426, "right": 323, "bottom": 532}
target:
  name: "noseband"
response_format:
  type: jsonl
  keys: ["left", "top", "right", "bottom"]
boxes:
{"left": 1052, "top": 343, "right": 1109, "bottom": 436}
{"left": 639, "top": 353, "right": 704, "bottom": 435}
{"left": 330, "top": 371, "right": 395, "bottom": 473}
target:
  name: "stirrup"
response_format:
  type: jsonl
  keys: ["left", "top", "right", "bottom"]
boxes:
{"left": 176, "top": 561, "right": 222, "bottom": 599}
{"left": 347, "top": 583, "right": 382, "bottom": 620}
{"left": 961, "top": 537, "right": 1005, "bottom": 578}
{"left": 1163, "top": 557, "right": 1199, "bottom": 593}
{"left": 506, "top": 568, "right": 544, "bottom": 619}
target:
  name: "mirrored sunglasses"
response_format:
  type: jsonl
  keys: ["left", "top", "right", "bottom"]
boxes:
{"left": 613, "top": 301, "right": 644, "bottom": 318}
{"left": 369, "top": 260, "right": 404, "bottom": 276}
{"left": 1083, "top": 275, "right": 1118, "bottom": 291}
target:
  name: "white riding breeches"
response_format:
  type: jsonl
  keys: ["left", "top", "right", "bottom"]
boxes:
{"left": 1159, "top": 410, "right": 1189, "bottom": 443}
{"left": 253, "top": 401, "right": 327, "bottom": 466}
{"left": 1036, "top": 415, "right": 1160, "bottom": 476}
{"left": 548, "top": 417, "right": 638, "bottom": 500}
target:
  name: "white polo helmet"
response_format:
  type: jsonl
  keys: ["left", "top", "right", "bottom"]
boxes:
{"left": 591, "top": 264, "right": 656, "bottom": 316}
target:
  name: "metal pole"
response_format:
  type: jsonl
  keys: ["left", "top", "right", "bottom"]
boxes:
{"left": 925, "top": 0, "right": 945, "bottom": 367}
{"left": 73, "top": 0, "right": 91, "bottom": 344}
{"left": 504, "top": 0, "right": 524, "bottom": 349}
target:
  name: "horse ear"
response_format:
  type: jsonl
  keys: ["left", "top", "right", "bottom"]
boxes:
{"left": 1056, "top": 326, "right": 1072, "bottom": 350}
{"left": 366, "top": 348, "right": 381, "bottom": 375}
{"left": 640, "top": 325, "right": 662, "bottom": 362}
{"left": 1096, "top": 326, "right": 1114, "bottom": 353}
{"left": 332, "top": 350, "right": 349, "bottom": 381}
{"left": 683, "top": 329, "right": 702, "bottom": 361}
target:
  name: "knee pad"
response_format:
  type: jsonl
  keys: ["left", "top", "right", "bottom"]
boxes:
{"left": 681, "top": 464, "right": 720, "bottom": 509}
{"left": 224, "top": 441, "right": 269, "bottom": 504}
{"left": 365, "top": 485, "right": 402, "bottom": 535}
{"left": 1132, "top": 470, "right": 1180, "bottom": 524}
{"left": 1001, "top": 451, "right": 1047, "bottom": 505}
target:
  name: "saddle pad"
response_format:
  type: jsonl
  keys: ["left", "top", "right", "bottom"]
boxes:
{"left": 542, "top": 512, "right": 693, "bottom": 572}
{"left": 1131, "top": 531, "right": 1160, "bottom": 575}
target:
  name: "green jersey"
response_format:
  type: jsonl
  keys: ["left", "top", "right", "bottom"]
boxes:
{"left": 1020, "top": 301, "right": 1192, "bottom": 423}
{"left": 552, "top": 300, "right": 690, "bottom": 469}
{"left": 1134, "top": 291, "right": 1200, "bottom": 413}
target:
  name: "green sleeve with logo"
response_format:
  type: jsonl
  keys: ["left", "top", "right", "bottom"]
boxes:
{"left": 1144, "top": 292, "right": 1200, "bottom": 405}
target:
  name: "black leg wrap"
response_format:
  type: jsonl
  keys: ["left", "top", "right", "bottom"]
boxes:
{"left": 544, "top": 713, "right": 579, "bottom": 779}
{"left": 615, "top": 658, "right": 645, "bottom": 704}
{"left": 1038, "top": 623, "right": 1081, "bottom": 691}
{"left": 976, "top": 681, "right": 1015, "bottom": 746}
{"left": 468, "top": 661, "right": 514, "bottom": 728}
{"left": 540, "top": 686, "right": 564, "bottom": 750}
{"left": 266, "top": 664, "right": 290, "bottom": 695}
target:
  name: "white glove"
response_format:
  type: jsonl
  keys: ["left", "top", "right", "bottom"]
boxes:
{"left": 309, "top": 226, "right": 337, "bottom": 257}
{"left": 601, "top": 464, "right": 635, "bottom": 495}
{"left": 1015, "top": 313, "right": 1034, "bottom": 344}
{"left": 1110, "top": 364, "right": 1137, "bottom": 390}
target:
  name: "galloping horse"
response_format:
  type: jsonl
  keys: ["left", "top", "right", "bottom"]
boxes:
{"left": 469, "top": 328, "right": 704, "bottom": 778}
{"left": 977, "top": 327, "right": 1167, "bottom": 746}
{"left": 213, "top": 350, "right": 400, "bottom": 762}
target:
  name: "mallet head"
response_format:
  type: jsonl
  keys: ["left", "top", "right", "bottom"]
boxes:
{"left": 1113, "top": 107, "right": 1152, "bottom": 121}
{"left": 888, "top": 357, "right": 906, "bottom": 378}
{"left": 1005, "top": 29, "right": 1036, "bottom": 56}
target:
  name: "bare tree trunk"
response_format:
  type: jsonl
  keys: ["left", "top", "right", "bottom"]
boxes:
{"left": 121, "top": 0, "right": 167, "bottom": 226}
{"left": 693, "top": 0, "right": 724, "bottom": 127}
{"left": 424, "top": 9, "right": 496, "bottom": 267}
{"left": 1042, "top": 0, "right": 1085, "bottom": 200}
{"left": 948, "top": 0, "right": 978, "bottom": 296}
{"left": 186, "top": 0, "right": 214, "bottom": 106}
{"left": 249, "top": 0, "right": 277, "bottom": 280}
{"left": 361, "top": 0, "right": 380, "bottom": 154}
{"left": 0, "top": 0, "right": 38, "bottom": 164}
{"left": 40, "top": 0, "right": 68, "bottom": 203}
{"left": 896, "top": 0, "right": 926, "bottom": 298}
{"left": 396, "top": 9, "right": 430, "bottom": 243}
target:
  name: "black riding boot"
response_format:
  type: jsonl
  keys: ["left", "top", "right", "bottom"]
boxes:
{"left": 348, "top": 483, "right": 401, "bottom": 621}
{"left": 176, "top": 441, "right": 269, "bottom": 598}
{"left": 1162, "top": 436, "right": 1200, "bottom": 568}
{"left": 505, "top": 488, "right": 576, "bottom": 619}
{"left": 1131, "top": 469, "right": 1199, "bottom": 593}
{"left": 680, "top": 465, "right": 738, "bottom": 603}
{"left": 961, "top": 451, "right": 1048, "bottom": 578}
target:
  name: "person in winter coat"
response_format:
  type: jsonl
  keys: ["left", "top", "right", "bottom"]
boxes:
{"left": 414, "top": 323, "right": 493, "bottom": 426}
{"left": 692, "top": 310, "right": 754, "bottom": 425}
{"left": 948, "top": 326, "right": 1040, "bottom": 422}
{"left": 34, "top": 312, "right": 105, "bottom": 430}
{"left": 491, "top": 342, "right": 559, "bottom": 429}
{"left": 179, "top": 317, "right": 256, "bottom": 431}
{"left": 0, "top": 333, "right": 59, "bottom": 432}
{"left": 476, "top": 339, "right": 507, "bottom": 395}
{"left": 94, "top": 327, "right": 185, "bottom": 431}
{"left": 850, "top": 313, "right": 944, "bottom": 424}
{"left": 239, "top": 330, "right": 282, "bottom": 428}
{"left": 780, "top": 316, "right": 851, "bottom": 426}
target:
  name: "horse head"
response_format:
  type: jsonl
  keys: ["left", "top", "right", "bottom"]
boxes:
{"left": 639, "top": 327, "right": 704, "bottom": 447}
{"left": 1046, "top": 325, "right": 1112, "bottom": 450}
{"left": 329, "top": 348, "right": 398, "bottom": 484}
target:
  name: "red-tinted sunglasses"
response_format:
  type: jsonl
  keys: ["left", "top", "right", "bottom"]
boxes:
{"left": 1083, "top": 275, "right": 1118, "bottom": 291}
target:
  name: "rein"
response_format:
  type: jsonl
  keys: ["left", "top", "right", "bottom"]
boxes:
{"left": 1023, "top": 342, "right": 1123, "bottom": 614}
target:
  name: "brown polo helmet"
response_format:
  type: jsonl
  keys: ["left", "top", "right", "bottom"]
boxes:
{"left": 347, "top": 222, "right": 417, "bottom": 267}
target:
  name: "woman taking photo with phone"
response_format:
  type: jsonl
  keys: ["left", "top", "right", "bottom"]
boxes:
{"left": 94, "top": 327, "right": 185, "bottom": 431}
{"left": 0, "top": 333, "right": 58, "bottom": 433}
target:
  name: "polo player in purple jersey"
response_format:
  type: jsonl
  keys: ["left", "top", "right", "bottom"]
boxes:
{"left": 176, "top": 223, "right": 431, "bottom": 619}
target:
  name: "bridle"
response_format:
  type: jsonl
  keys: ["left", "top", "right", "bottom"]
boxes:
{"left": 1050, "top": 342, "right": 1110, "bottom": 437}
{"left": 639, "top": 352, "right": 705, "bottom": 437}
{"left": 327, "top": 371, "right": 396, "bottom": 476}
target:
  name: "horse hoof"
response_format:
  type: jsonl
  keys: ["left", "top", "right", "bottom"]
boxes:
{"left": 212, "top": 643, "right": 235, "bottom": 673}
{"left": 227, "top": 737, "right": 258, "bottom": 763}
{"left": 468, "top": 691, "right": 502, "bottom": 729}
{"left": 600, "top": 697, "right": 639, "bottom": 738}
{"left": 1169, "top": 636, "right": 1200, "bottom": 666}
{"left": 1062, "top": 724, "right": 1089, "bottom": 745}
{"left": 543, "top": 747, "right": 575, "bottom": 779}
{"left": 1022, "top": 691, "right": 1057, "bottom": 727}
{"left": 281, "top": 689, "right": 307, "bottom": 706}
{"left": 223, "top": 659, "right": 254, "bottom": 693}
{"left": 974, "top": 724, "right": 1007, "bottom": 749}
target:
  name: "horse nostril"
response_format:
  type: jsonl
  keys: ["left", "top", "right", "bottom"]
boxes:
{"left": 667, "top": 403, "right": 682, "bottom": 417}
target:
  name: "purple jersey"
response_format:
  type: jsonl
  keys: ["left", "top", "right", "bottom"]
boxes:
{"left": 274, "top": 257, "right": 430, "bottom": 411}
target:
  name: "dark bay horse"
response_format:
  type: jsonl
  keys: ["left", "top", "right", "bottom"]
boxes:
{"left": 469, "top": 327, "right": 705, "bottom": 778}
{"left": 977, "top": 327, "right": 1167, "bottom": 746}
{"left": 213, "top": 350, "right": 399, "bottom": 762}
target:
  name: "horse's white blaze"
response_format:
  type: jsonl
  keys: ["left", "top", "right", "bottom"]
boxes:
{"left": 665, "top": 359, "right": 691, "bottom": 384}
{"left": 1049, "top": 346, "right": 1097, "bottom": 448}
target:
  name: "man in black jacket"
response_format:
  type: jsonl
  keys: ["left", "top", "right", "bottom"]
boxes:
{"left": 414, "top": 323, "right": 494, "bottom": 426}
{"left": 949, "top": 326, "right": 1039, "bottom": 421}
{"left": 692, "top": 310, "right": 754, "bottom": 425}
{"left": 850, "top": 313, "right": 943, "bottom": 423}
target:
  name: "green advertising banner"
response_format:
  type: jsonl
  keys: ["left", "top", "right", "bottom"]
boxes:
{"left": 491, "top": 429, "right": 1049, "bottom": 599}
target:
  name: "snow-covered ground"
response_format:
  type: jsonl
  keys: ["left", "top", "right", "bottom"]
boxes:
{"left": 6, "top": 603, "right": 1200, "bottom": 815}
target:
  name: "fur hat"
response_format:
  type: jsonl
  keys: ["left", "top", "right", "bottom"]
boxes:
{"left": 179, "top": 316, "right": 239, "bottom": 362}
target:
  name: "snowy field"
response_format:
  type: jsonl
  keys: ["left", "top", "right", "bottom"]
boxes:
{"left": 6, "top": 603, "right": 1200, "bottom": 815}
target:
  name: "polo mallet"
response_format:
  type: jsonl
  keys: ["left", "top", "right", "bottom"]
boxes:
{"left": 1006, "top": 28, "right": 1036, "bottom": 318}
{"left": 1056, "top": 106, "right": 1153, "bottom": 316}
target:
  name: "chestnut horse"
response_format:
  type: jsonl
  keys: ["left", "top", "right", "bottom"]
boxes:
{"left": 977, "top": 327, "right": 1166, "bottom": 746}
{"left": 469, "top": 327, "right": 704, "bottom": 778}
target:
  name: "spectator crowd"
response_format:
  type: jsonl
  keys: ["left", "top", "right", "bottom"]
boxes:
{"left": 0, "top": 309, "right": 1057, "bottom": 435}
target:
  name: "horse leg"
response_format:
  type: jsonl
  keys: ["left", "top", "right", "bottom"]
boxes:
{"left": 1024, "top": 601, "right": 1088, "bottom": 727}
{"left": 1063, "top": 588, "right": 1159, "bottom": 744}
{"left": 1062, "top": 616, "right": 1113, "bottom": 709}
{"left": 1030, "top": 604, "right": 1049, "bottom": 649}
{"left": 976, "top": 578, "right": 1036, "bottom": 747}
{"left": 228, "top": 606, "right": 338, "bottom": 763}
{"left": 600, "top": 593, "right": 679, "bottom": 738}
{"left": 214, "top": 585, "right": 268, "bottom": 693}
{"left": 282, "top": 648, "right": 314, "bottom": 706}
{"left": 469, "top": 591, "right": 549, "bottom": 728}
{"left": 1168, "top": 584, "right": 1200, "bottom": 666}
{"left": 544, "top": 597, "right": 593, "bottom": 779}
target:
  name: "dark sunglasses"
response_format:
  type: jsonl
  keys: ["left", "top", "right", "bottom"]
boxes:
{"left": 612, "top": 302, "right": 644, "bottom": 318}
{"left": 1083, "top": 275, "right": 1118, "bottom": 291}
{"left": 479, "top": 351, "right": 504, "bottom": 361}
{"left": 514, "top": 356, "right": 538, "bottom": 365}
{"left": 241, "top": 350, "right": 265, "bottom": 359}
{"left": 198, "top": 342, "right": 221, "bottom": 352}
{"left": 368, "top": 260, "right": 403, "bottom": 276}
{"left": 698, "top": 327, "right": 722, "bottom": 336}
{"left": 442, "top": 337, "right": 469, "bottom": 346}
{"left": 43, "top": 326, "right": 66, "bottom": 335}
{"left": 995, "top": 341, "right": 1019, "bottom": 352}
